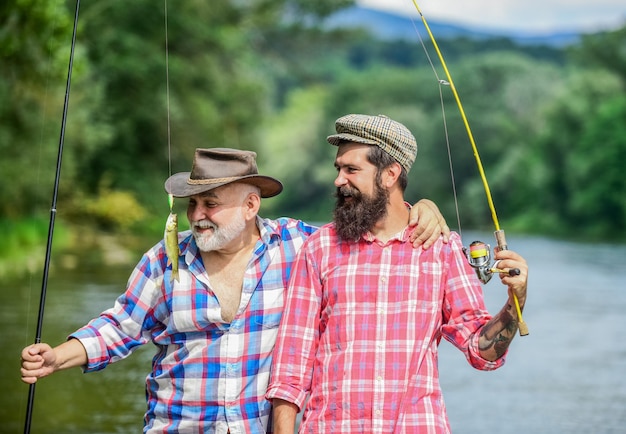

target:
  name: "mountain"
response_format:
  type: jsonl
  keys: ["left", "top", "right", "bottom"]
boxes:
{"left": 323, "top": 6, "right": 581, "bottom": 47}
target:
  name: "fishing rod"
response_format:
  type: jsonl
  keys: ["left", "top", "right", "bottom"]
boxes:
{"left": 410, "top": 0, "right": 528, "bottom": 335}
{"left": 24, "top": 1, "right": 81, "bottom": 433}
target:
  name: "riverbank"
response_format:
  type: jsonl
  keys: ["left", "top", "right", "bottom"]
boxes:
{"left": 0, "top": 219, "right": 150, "bottom": 281}
{"left": 4, "top": 216, "right": 622, "bottom": 282}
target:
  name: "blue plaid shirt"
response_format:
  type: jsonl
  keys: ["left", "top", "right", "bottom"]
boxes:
{"left": 71, "top": 216, "right": 317, "bottom": 433}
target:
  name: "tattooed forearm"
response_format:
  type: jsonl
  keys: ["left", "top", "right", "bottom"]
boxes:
{"left": 478, "top": 303, "right": 519, "bottom": 360}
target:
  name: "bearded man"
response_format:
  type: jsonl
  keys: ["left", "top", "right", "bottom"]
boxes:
{"left": 267, "top": 114, "right": 529, "bottom": 434}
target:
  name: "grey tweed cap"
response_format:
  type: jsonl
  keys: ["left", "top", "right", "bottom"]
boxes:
{"left": 327, "top": 114, "right": 418, "bottom": 173}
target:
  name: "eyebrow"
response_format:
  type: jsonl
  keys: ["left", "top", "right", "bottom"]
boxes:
{"left": 335, "top": 162, "right": 358, "bottom": 169}
{"left": 193, "top": 191, "right": 219, "bottom": 199}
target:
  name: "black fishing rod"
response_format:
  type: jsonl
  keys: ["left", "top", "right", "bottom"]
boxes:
{"left": 24, "top": 1, "right": 81, "bottom": 433}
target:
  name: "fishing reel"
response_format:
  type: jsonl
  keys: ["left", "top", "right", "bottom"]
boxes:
{"left": 463, "top": 239, "right": 520, "bottom": 284}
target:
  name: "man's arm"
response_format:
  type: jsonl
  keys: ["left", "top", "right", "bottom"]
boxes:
{"left": 408, "top": 199, "right": 450, "bottom": 248}
{"left": 272, "top": 399, "right": 299, "bottom": 434}
{"left": 20, "top": 338, "right": 88, "bottom": 384}
{"left": 477, "top": 248, "right": 528, "bottom": 361}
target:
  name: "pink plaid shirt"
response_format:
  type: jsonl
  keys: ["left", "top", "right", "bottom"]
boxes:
{"left": 266, "top": 224, "right": 505, "bottom": 433}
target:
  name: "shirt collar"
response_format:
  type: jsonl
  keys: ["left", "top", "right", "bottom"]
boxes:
{"left": 361, "top": 225, "right": 413, "bottom": 244}
{"left": 256, "top": 215, "right": 281, "bottom": 245}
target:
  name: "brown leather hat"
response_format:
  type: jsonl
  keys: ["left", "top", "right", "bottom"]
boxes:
{"left": 164, "top": 148, "right": 283, "bottom": 198}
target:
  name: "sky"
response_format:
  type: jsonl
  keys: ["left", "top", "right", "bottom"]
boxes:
{"left": 356, "top": 0, "right": 626, "bottom": 33}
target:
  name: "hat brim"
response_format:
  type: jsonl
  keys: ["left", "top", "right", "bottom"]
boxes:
{"left": 164, "top": 172, "right": 283, "bottom": 198}
{"left": 327, "top": 133, "right": 379, "bottom": 147}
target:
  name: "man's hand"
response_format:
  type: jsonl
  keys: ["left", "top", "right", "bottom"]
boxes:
{"left": 478, "top": 248, "right": 529, "bottom": 360}
{"left": 494, "top": 247, "right": 528, "bottom": 307}
{"left": 20, "top": 339, "right": 88, "bottom": 384}
{"left": 408, "top": 199, "right": 450, "bottom": 249}
{"left": 20, "top": 343, "right": 57, "bottom": 384}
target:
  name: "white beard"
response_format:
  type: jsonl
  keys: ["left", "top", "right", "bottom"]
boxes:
{"left": 191, "top": 212, "right": 247, "bottom": 252}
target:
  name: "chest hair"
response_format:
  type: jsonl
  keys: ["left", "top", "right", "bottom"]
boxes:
{"left": 203, "top": 247, "right": 253, "bottom": 323}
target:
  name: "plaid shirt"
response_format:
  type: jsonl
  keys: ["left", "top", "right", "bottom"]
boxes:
{"left": 265, "top": 224, "right": 505, "bottom": 434}
{"left": 71, "top": 216, "right": 316, "bottom": 433}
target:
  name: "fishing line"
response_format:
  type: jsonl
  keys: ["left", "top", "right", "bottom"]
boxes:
{"left": 164, "top": 0, "right": 175, "bottom": 212}
{"left": 409, "top": 17, "right": 463, "bottom": 238}
{"left": 411, "top": 0, "right": 501, "bottom": 231}
{"left": 20, "top": 0, "right": 62, "bottom": 425}
{"left": 164, "top": 0, "right": 172, "bottom": 180}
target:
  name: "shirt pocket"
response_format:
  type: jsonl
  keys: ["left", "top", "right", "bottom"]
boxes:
{"left": 251, "top": 285, "right": 284, "bottom": 329}
{"left": 254, "top": 314, "right": 282, "bottom": 329}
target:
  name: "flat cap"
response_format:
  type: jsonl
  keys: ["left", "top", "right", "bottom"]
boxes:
{"left": 327, "top": 114, "right": 417, "bottom": 172}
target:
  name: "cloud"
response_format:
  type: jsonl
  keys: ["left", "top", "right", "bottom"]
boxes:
{"left": 356, "top": 0, "right": 626, "bottom": 32}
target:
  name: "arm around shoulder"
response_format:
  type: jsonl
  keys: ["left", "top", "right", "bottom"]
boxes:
{"left": 408, "top": 198, "right": 451, "bottom": 248}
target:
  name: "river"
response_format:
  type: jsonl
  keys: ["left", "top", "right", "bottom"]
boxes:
{"left": 1, "top": 233, "right": 625, "bottom": 433}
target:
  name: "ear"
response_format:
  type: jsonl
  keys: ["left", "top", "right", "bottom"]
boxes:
{"left": 382, "top": 162, "right": 402, "bottom": 188}
{"left": 243, "top": 191, "right": 261, "bottom": 221}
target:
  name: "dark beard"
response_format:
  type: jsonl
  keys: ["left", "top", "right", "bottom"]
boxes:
{"left": 333, "top": 182, "right": 389, "bottom": 243}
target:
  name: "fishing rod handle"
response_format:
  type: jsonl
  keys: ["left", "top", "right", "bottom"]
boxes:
{"left": 494, "top": 230, "right": 529, "bottom": 336}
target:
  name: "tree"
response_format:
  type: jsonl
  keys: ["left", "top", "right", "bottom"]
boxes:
{"left": 566, "top": 96, "right": 626, "bottom": 237}
{"left": 514, "top": 68, "right": 624, "bottom": 238}
{"left": 0, "top": 0, "right": 74, "bottom": 216}
{"left": 70, "top": 0, "right": 353, "bottom": 215}
{"left": 573, "top": 24, "right": 626, "bottom": 83}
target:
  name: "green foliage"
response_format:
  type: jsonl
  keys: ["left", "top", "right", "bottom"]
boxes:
{"left": 0, "top": 0, "right": 72, "bottom": 77}
{"left": 0, "top": 216, "right": 69, "bottom": 279}
{"left": 571, "top": 25, "right": 626, "bottom": 82}
{"left": 566, "top": 96, "right": 626, "bottom": 236}
{"left": 84, "top": 189, "right": 147, "bottom": 231}
{"left": 447, "top": 52, "right": 564, "bottom": 226}
{"left": 1, "top": 0, "right": 626, "bottom": 251}
{"left": 65, "top": 179, "right": 147, "bottom": 232}
{"left": 70, "top": 0, "right": 350, "bottom": 208}
{"left": 258, "top": 85, "right": 336, "bottom": 221}
{"left": 0, "top": 0, "right": 75, "bottom": 216}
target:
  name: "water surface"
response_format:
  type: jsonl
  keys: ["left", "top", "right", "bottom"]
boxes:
{"left": 2, "top": 234, "right": 625, "bottom": 433}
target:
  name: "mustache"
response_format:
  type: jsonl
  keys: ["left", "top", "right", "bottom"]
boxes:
{"left": 192, "top": 219, "right": 217, "bottom": 230}
{"left": 335, "top": 186, "right": 361, "bottom": 199}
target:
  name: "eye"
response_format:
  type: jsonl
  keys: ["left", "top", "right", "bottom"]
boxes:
{"left": 202, "top": 200, "right": 218, "bottom": 208}
{"left": 335, "top": 165, "right": 357, "bottom": 174}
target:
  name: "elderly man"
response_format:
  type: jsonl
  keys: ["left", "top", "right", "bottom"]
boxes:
{"left": 21, "top": 147, "right": 448, "bottom": 433}
{"left": 266, "top": 115, "right": 529, "bottom": 433}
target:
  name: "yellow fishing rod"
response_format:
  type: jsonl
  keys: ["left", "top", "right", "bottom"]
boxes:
{"left": 411, "top": 0, "right": 528, "bottom": 336}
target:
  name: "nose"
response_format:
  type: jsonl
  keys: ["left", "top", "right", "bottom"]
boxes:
{"left": 334, "top": 170, "right": 347, "bottom": 188}
{"left": 188, "top": 201, "right": 208, "bottom": 222}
